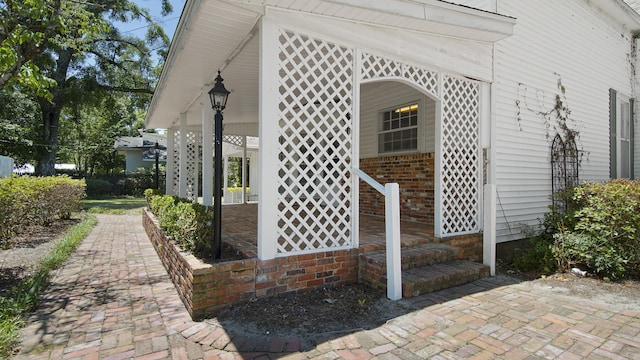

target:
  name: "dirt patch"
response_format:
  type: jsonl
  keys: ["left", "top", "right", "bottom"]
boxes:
{"left": 209, "top": 283, "right": 417, "bottom": 348}
{"left": 0, "top": 219, "right": 80, "bottom": 297}
{"left": 527, "top": 272, "right": 640, "bottom": 310}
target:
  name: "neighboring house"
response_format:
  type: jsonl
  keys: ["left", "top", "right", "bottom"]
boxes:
{"left": 145, "top": 0, "right": 640, "bottom": 300}
{"left": 114, "top": 133, "right": 167, "bottom": 173}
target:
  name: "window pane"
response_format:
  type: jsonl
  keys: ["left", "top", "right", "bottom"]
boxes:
{"left": 378, "top": 103, "right": 419, "bottom": 153}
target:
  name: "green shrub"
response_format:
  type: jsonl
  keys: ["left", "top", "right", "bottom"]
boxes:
{"left": 0, "top": 176, "right": 85, "bottom": 242}
{"left": 85, "top": 177, "right": 113, "bottom": 196}
{"left": 551, "top": 180, "right": 640, "bottom": 280}
{"left": 147, "top": 194, "right": 214, "bottom": 258}
{"left": 144, "top": 188, "right": 165, "bottom": 210}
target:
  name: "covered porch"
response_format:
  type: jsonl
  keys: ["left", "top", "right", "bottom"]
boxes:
{"left": 145, "top": 0, "right": 515, "bottom": 308}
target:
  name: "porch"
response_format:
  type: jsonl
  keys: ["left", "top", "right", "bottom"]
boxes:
{"left": 221, "top": 203, "right": 436, "bottom": 259}
{"left": 143, "top": 204, "right": 486, "bottom": 318}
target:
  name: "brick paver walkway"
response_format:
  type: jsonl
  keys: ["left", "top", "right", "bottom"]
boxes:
{"left": 13, "top": 213, "right": 640, "bottom": 359}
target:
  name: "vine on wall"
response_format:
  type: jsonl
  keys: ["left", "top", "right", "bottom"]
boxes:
{"left": 515, "top": 74, "right": 587, "bottom": 165}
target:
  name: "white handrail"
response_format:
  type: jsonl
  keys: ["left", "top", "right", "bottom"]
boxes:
{"left": 352, "top": 167, "right": 384, "bottom": 194}
{"left": 352, "top": 167, "right": 402, "bottom": 300}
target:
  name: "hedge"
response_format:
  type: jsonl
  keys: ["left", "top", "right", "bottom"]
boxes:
{"left": 0, "top": 175, "right": 86, "bottom": 242}
{"left": 144, "top": 189, "right": 214, "bottom": 258}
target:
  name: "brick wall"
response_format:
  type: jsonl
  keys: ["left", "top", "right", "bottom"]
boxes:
{"left": 359, "top": 153, "right": 435, "bottom": 226}
{"left": 143, "top": 209, "right": 359, "bottom": 320}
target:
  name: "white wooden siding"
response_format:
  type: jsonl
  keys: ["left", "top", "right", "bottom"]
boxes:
{"left": 493, "top": 0, "right": 635, "bottom": 242}
{"left": 360, "top": 81, "right": 436, "bottom": 158}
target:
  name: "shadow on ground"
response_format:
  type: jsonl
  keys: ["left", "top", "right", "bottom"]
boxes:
{"left": 206, "top": 275, "right": 523, "bottom": 354}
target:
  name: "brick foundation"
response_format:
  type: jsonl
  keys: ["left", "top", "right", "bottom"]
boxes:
{"left": 359, "top": 153, "right": 435, "bottom": 226}
{"left": 143, "top": 209, "right": 359, "bottom": 320}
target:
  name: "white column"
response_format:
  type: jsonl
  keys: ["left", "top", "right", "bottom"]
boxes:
{"left": 385, "top": 183, "right": 402, "bottom": 300}
{"left": 223, "top": 156, "right": 229, "bottom": 203}
{"left": 483, "top": 184, "right": 497, "bottom": 276}
{"left": 179, "top": 113, "right": 188, "bottom": 198}
{"left": 165, "top": 128, "right": 175, "bottom": 195}
{"left": 202, "top": 92, "right": 214, "bottom": 206}
{"left": 258, "top": 17, "right": 280, "bottom": 260}
{"left": 242, "top": 135, "right": 247, "bottom": 204}
{"left": 193, "top": 135, "right": 199, "bottom": 203}
{"left": 434, "top": 74, "right": 444, "bottom": 237}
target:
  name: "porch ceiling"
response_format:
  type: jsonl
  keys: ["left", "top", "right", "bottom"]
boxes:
{"left": 145, "top": 0, "right": 516, "bottom": 131}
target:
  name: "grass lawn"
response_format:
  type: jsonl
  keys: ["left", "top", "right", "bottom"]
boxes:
{"left": 82, "top": 196, "right": 147, "bottom": 214}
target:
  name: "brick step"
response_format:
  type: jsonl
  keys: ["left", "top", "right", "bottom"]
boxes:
{"left": 359, "top": 243, "right": 464, "bottom": 289}
{"left": 399, "top": 260, "right": 490, "bottom": 298}
{"left": 360, "top": 243, "right": 463, "bottom": 271}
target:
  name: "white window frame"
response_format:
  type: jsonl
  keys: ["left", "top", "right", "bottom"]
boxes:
{"left": 617, "top": 94, "right": 631, "bottom": 179}
{"left": 377, "top": 101, "right": 420, "bottom": 155}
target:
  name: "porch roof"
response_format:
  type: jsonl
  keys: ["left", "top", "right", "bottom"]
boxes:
{"left": 145, "top": 0, "right": 516, "bottom": 130}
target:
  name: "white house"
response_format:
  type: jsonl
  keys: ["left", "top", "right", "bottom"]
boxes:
{"left": 145, "top": 0, "right": 639, "bottom": 301}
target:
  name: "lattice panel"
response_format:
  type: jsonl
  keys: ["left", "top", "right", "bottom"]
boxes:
{"left": 361, "top": 53, "right": 402, "bottom": 79}
{"left": 276, "top": 29, "right": 354, "bottom": 255}
{"left": 361, "top": 52, "right": 438, "bottom": 96}
{"left": 185, "top": 131, "right": 201, "bottom": 202}
{"left": 223, "top": 134, "right": 244, "bottom": 147}
{"left": 440, "top": 75, "right": 480, "bottom": 235}
{"left": 172, "top": 129, "right": 180, "bottom": 196}
{"left": 403, "top": 66, "right": 438, "bottom": 97}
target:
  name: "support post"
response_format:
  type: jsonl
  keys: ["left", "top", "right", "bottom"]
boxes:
{"left": 385, "top": 183, "right": 402, "bottom": 300}
{"left": 242, "top": 135, "right": 247, "bottom": 204}
{"left": 483, "top": 184, "right": 496, "bottom": 276}
{"left": 202, "top": 93, "right": 214, "bottom": 206}
{"left": 165, "top": 128, "right": 174, "bottom": 195}
{"left": 179, "top": 114, "right": 188, "bottom": 198}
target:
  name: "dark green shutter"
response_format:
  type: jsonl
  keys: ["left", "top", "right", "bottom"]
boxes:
{"left": 610, "top": 89, "right": 617, "bottom": 179}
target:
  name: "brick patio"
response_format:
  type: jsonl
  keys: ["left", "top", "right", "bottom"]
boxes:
{"left": 14, "top": 213, "right": 640, "bottom": 359}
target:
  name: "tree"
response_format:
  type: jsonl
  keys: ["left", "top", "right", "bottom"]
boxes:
{"left": 1, "top": 0, "right": 172, "bottom": 175}
{"left": 58, "top": 92, "right": 144, "bottom": 175}
{"left": 0, "top": 0, "right": 107, "bottom": 96}
{"left": 0, "top": 86, "right": 41, "bottom": 165}
{"left": 38, "top": 0, "right": 171, "bottom": 175}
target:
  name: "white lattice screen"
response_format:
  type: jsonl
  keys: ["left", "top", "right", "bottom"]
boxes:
{"left": 172, "top": 129, "right": 180, "bottom": 196}
{"left": 361, "top": 53, "right": 438, "bottom": 97}
{"left": 185, "top": 130, "right": 201, "bottom": 202}
{"left": 223, "top": 135, "right": 244, "bottom": 147}
{"left": 275, "top": 30, "right": 354, "bottom": 255}
{"left": 360, "top": 53, "right": 479, "bottom": 235}
{"left": 440, "top": 75, "right": 480, "bottom": 234}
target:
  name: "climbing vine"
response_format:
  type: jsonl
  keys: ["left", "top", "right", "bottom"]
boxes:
{"left": 515, "top": 74, "right": 587, "bottom": 165}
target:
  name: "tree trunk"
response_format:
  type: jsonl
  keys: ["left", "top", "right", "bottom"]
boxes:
{"left": 35, "top": 48, "right": 73, "bottom": 176}
{"left": 35, "top": 106, "right": 61, "bottom": 176}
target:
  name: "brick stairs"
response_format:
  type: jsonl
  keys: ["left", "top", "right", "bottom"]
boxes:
{"left": 359, "top": 242, "right": 490, "bottom": 298}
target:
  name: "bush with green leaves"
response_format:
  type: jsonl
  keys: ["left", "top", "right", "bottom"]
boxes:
{"left": 551, "top": 180, "right": 640, "bottom": 280}
{"left": 144, "top": 188, "right": 165, "bottom": 210}
{"left": 147, "top": 191, "right": 214, "bottom": 258}
{"left": 0, "top": 175, "right": 85, "bottom": 242}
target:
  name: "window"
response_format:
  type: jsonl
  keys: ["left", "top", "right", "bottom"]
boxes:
{"left": 378, "top": 103, "right": 418, "bottom": 153}
{"left": 609, "top": 89, "right": 635, "bottom": 179}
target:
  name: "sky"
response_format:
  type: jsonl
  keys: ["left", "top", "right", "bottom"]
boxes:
{"left": 117, "top": 0, "right": 187, "bottom": 44}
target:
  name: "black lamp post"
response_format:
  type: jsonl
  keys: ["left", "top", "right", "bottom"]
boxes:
{"left": 208, "top": 71, "right": 230, "bottom": 259}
